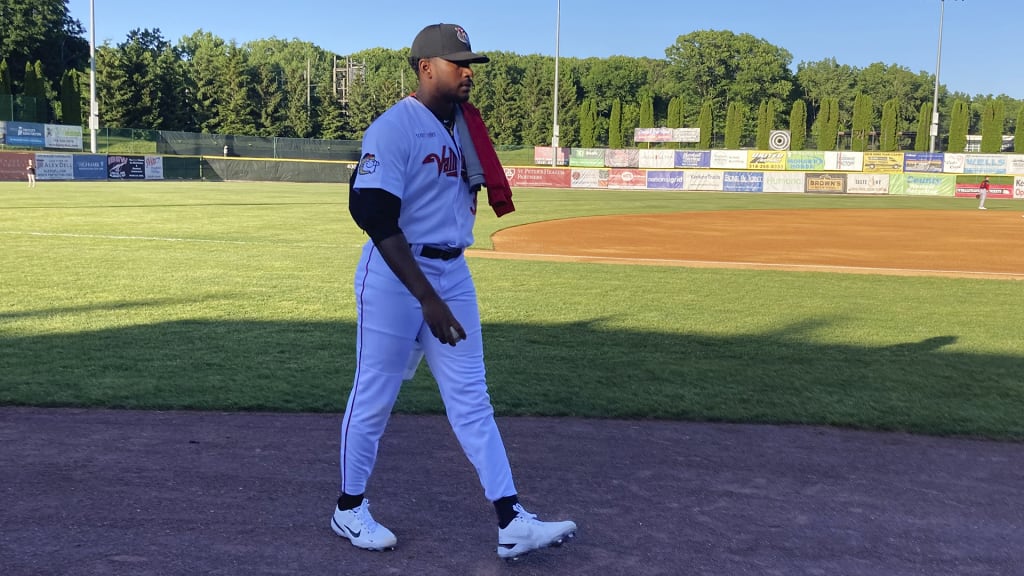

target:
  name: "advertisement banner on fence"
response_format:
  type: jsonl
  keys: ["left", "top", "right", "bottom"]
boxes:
{"left": 44, "top": 124, "right": 83, "bottom": 150}
{"left": 903, "top": 152, "right": 943, "bottom": 173}
{"left": 646, "top": 170, "right": 684, "bottom": 190}
{"left": 824, "top": 151, "right": 863, "bottom": 172}
{"left": 35, "top": 153, "right": 74, "bottom": 180}
{"left": 5, "top": 122, "right": 46, "bottom": 147}
{"left": 605, "top": 149, "right": 640, "bottom": 168}
{"left": 763, "top": 171, "right": 805, "bottom": 193}
{"left": 144, "top": 155, "right": 164, "bottom": 180}
{"left": 74, "top": 154, "right": 108, "bottom": 180}
{"left": 1016, "top": 176, "right": 1024, "bottom": 199}
{"left": 1005, "top": 155, "right": 1024, "bottom": 175}
{"left": 0, "top": 121, "right": 5, "bottom": 144}
{"left": 786, "top": 151, "right": 825, "bottom": 171}
{"left": 674, "top": 150, "right": 710, "bottom": 168}
{"left": 890, "top": 174, "right": 956, "bottom": 196}
{"left": 639, "top": 149, "right": 675, "bottom": 168}
{"left": 0, "top": 151, "right": 30, "bottom": 180}
{"left": 634, "top": 127, "right": 674, "bottom": 142}
{"left": 862, "top": 152, "right": 904, "bottom": 173}
{"left": 683, "top": 170, "right": 724, "bottom": 191}
{"left": 953, "top": 176, "right": 1012, "bottom": 199}
{"left": 607, "top": 168, "right": 647, "bottom": 189}
{"left": 747, "top": 151, "right": 786, "bottom": 171}
{"left": 847, "top": 173, "right": 890, "bottom": 194}
{"left": 710, "top": 150, "right": 747, "bottom": 169}
{"left": 724, "top": 171, "right": 764, "bottom": 192}
{"left": 570, "top": 168, "right": 607, "bottom": 189}
{"left": 108, "top": 155, "right": 146, "bottom": 179}
{"left": 532, "top": 146, "right": 570, "bottom": 166}
{"left": 804, "top": 172, "right": 847, "bottom": 194}
{"left": 568, "top": 148, "right": 605, "bottom": 167}
{"left": 964, "top": 154, "right": 1006, "bottom": 174}
{"left": 505, "top": 167, "right": 571, "bottom": 188}
{"left": 673, "top": 128, "right": 701, "bottom": 143}
{"left": 943, "top": 153, "right": 966, "bottom": 174}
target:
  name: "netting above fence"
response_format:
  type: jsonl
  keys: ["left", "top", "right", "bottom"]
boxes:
{"left": 156, "top": 131, "right": 361, "bottom": 161}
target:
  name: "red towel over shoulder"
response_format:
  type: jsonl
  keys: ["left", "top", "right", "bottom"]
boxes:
{"left": 460, "top": 102, "right": 515, "bottom": 217}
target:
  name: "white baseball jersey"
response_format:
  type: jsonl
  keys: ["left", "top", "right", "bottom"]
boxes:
{"left": 354, "top": 96, "right": 478, "bottom": 249}
{"left": 339, "top": 95, "right": 516, "bottom": 503}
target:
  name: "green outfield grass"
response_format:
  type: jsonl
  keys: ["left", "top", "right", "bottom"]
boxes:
{"left": 1, "top": 181, "right": 1022, "bottom": 440}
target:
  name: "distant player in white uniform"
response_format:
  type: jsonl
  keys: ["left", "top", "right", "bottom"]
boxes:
{"left": 331, "top": 23, "right": 576, "bottom": 560}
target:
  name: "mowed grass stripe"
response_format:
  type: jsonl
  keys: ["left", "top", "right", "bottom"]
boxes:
{"left": 1, "top": 182, "right": 1022, "bottom": 440}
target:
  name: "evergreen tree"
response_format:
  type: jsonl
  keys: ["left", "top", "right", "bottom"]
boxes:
{"left": 253, "top": 61, "right": 286, "bottom": 137}
{"left": 915, "top": 101, "right": 932, "bottom": 152}
{"left": 755, "top": 101, "right": 770, "bottom": 149}
{"left": 639, "top": 93, "right": 654, "bottom": 128}
{"left": 724, "top": 101, "right": 745, "bottom": 149}
{"left": 0, "top": 59, "right": 11, "bottom": 94}
{"left": 59, "top": 69, "right": 81, "bottom": 125}
{"left": 0, "top": 59, "right": 10, "bottom": 121}
{"left": 579, "top": 99, "right": 597, "bottom": 148}
{"left": 816, "top": 97, "right": 839, "bottom": 151}
{"left": 948, "top": 99, "right": 969, "bottom": 153}
{"left": 217, "top": 45, "right": 257, "bottom": 135}
{"left": 698, "top": 100, "right": 713, "bottom": 148}
{"left": 666, "top": 96, "right": 682, "bottom": 149}
{"left": 880, "top": 98, "right": 899, "bottom": 152}
{"left": 851, "top": 93, "right": 873, "bottom": 151}
{"left": 981, "top": 100, "right": 1005, "bottom": 153}
{"left": 1016, "top": 106, "right": 1024, "bottom": 153}
{"left": 608, "top": 99, "right": 622, "bottom": 148}
{"left": 621, "top": 103, "right": 639, "bottom": 146}
{"left": 789, "top": 99, "right": 806, "bottom": 151}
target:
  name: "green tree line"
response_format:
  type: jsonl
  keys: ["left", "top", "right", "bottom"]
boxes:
{"left": 1, "top": 0, "right": 1021, "bottom": 151}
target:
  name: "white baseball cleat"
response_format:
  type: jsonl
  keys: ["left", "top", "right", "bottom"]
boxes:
{"left": 331, "top": 498, "right": 397, "bottom": 551}
{"left": 497, "top": 503, "right": 577, "bottom": 561}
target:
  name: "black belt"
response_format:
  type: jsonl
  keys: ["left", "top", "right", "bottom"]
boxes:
{"left": 418, "top": 245, "right": 463, "bottom": 260}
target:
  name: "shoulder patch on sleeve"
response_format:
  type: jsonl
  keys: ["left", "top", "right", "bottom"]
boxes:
{"left": 358, "top": 153, "right": 380, "bottom": 175}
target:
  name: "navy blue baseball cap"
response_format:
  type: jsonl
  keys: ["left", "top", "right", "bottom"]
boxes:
{"left": 411, "top": 23, "right": 489, "bottom": 64}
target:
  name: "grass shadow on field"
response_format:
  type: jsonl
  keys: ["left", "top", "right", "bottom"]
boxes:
{"left": 0, "top": 318, "right": 1021, "bottom": 440}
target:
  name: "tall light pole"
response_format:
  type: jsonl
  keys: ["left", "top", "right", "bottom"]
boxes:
{"left": 929, "top": 0, "right": 950, "bottom": 154}
{"left": 89, "top": 0, "right": 99, "bottom": 153}
{"left": 550, "top": 0, "right": 561, "bottom": 167}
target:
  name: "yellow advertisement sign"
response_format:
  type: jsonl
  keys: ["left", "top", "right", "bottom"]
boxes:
{"left": 862, "top": 152, "right": 904, "bottom": 173}
{"left": 747, "top": 151, "right": 787, "bottom": 171}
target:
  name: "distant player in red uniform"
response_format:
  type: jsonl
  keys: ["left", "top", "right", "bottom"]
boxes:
{"left": 977, "top": 176, "right": 990, "bottom": 210}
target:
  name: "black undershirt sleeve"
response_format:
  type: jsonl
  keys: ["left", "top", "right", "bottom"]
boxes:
{"left": 349, "top": 186, "right": 402, "bottom": 244}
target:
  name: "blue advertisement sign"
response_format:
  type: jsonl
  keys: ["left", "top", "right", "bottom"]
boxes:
{"left": 724, "top": 171, "right": 764, "bottom": 192}
{"left": 5, "top": 122, "right": 46, "bottom": 147}
{"left": 674, "top": 150, "right": 711, "bottom": 168}
{"left": 903, "top": 152, "right": 943, "bottom": 173}
{"left": 646, "top": 170, "right": 684, "bottom": 189}
{"left": 74, "top": 154, "right": 109, "bottom": 180}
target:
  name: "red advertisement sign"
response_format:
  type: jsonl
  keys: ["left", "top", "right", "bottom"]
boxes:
{"left": 504, "top": 167, "right": 571, "bottom": 188}
{"left": 0, "top": 152, "right": 32, "bottom": 181}
{"left": 607, "top": 168, "right": 648, "bottom": 189}
{"left": 954, "top": 184, "right": 1012, "bottom": 199}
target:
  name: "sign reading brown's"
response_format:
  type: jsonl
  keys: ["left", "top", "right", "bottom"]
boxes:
{"left": 804, "top": 172, "right": 847, "bottom": 194}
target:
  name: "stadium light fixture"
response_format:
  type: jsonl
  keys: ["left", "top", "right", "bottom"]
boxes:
{"left": 551, "top": 0, "right": 560, "bottom": 167}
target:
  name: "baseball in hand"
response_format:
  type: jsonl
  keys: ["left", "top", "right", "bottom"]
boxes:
{"left": 449, "top": 326, "right": 462, "bottom": 342}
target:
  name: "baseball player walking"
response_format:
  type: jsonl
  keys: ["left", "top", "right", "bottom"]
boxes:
{"left": 332, "top": 23, "right": 576, "bottom": 561}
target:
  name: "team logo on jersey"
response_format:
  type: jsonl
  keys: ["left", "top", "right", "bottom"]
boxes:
{"left": 358, "top": 153, "right": 380, "bottom": 175}
{"left": 422, "top": 145, "right": 460, "bottom": 178}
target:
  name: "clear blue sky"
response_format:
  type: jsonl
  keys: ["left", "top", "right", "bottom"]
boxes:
{"left": 70, "top": 0, "right": 1021, "bottom": 98}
